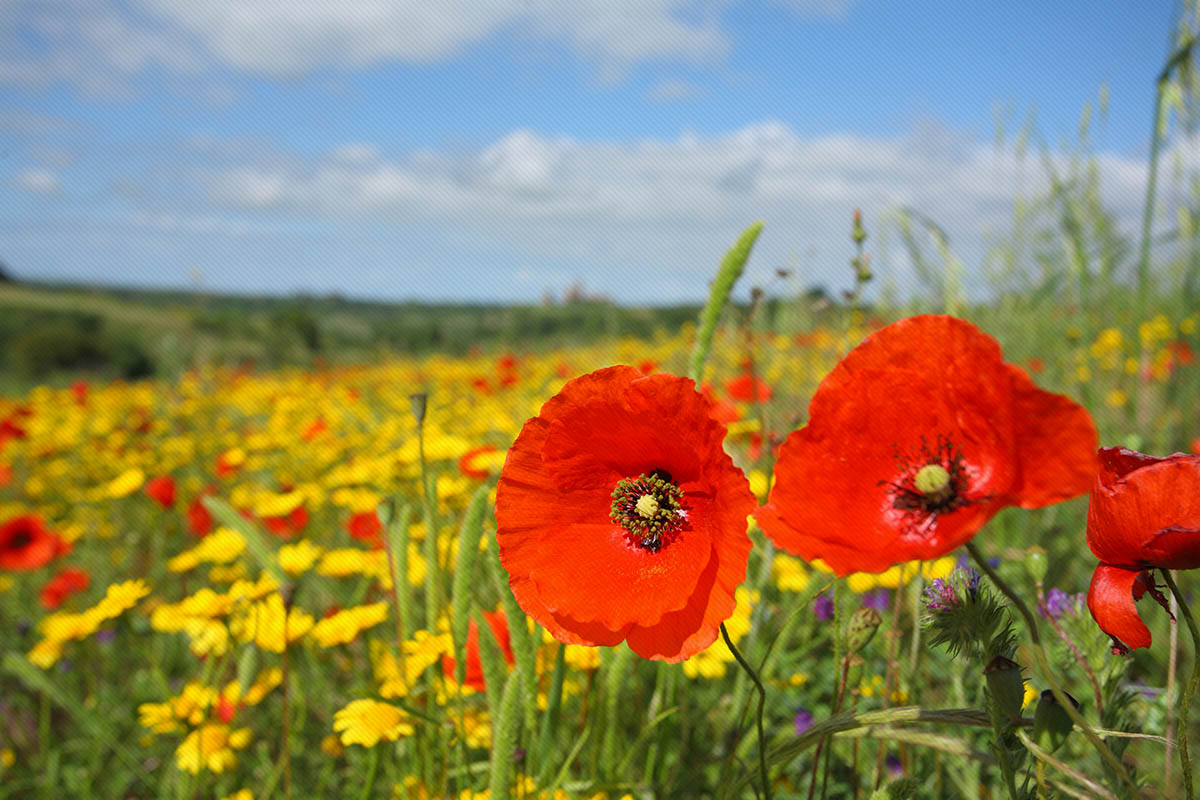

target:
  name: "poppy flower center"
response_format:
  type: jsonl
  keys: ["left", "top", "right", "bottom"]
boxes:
{"left": 883, "top": 436, "right": 971, "bottom": 533}
{"left": 6, "top": 531, "right": 32, "bottom": 550}
{"left": 610, "top": 470, "right": 686, "bottom": 552}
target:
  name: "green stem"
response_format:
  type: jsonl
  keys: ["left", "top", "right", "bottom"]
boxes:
{"left": 1162, "top": 569, "right": 1200, "bottom": 800}
{"left": 964, "top": 541, "right": 1138, "bottom": 795}
{"left": 722, "top": 622, "right": 771, "bottom": 800}
{"left": 357, "top": 746, "right": 380, "bottom": 800}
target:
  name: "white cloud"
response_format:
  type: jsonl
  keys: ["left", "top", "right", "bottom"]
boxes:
{"left": 144, "top": 119, "right": 1158, "bottom": 300}
{"left": 14, "top": 169, "right": 60, "bottom": 195}
{"left": 0, "top": 1, "right": 855, "bottom": 92}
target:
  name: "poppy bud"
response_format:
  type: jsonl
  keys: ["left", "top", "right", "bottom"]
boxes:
{"left": 409, "top": 393, "right": 427, "bottom": 425}
{"left": 1032, "top": 689, "right": 1079, "bottom": 752}
{"left": 845, "top": 606, "right": 883, "bottom": 653}
{"left": 375, "top": 500, "right": 394, "bottom": 530}
{"left": 984, "top": 655, "right": 1025, "bottom": 725}
{"left": 1025, "top": 547, "right": 1048, "bottom": 585}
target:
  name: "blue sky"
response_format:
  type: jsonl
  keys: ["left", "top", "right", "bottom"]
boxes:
{"left": 0, "top": 0, "right": 1187, "bottom": 304}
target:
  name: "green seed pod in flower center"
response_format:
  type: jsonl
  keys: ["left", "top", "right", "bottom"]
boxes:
{"left": 914, "top": 464, "right": 951, "bottom": 496}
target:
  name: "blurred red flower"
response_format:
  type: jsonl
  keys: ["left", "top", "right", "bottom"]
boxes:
{"left": 442, "top": 607, "right": 514, "bottom": 691}
{"left": 144, "top": 475, "right": 177, "bottom": 509}
{"left": 458, "top": 445, "right": 499, "bottom": 480}
{"left": 757, "top": 315, "right": 1098, "bottom": 575}
{"left": 40, "top": 567, "right": 91, "bottom": 610}
{"left": 1086, "top": 447, "right": 1200, "bottom": 653}
{"left": 347, "top": 511, "right": 383, "bottom": 547}
{"left": 725, "top": 373, "right": 773, "bottom": 403}
{"left": 187, "top": 493, "right": 215, "bottom": 538}
{"left": 496, "top": 366, "right": 755, "bottom": 662}
{"left": 0, "top": 515, "right": 69, "bottom": 571}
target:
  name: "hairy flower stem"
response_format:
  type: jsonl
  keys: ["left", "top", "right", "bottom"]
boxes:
{"left": 964, "top": 541, "right": 1138, "bottom": 795}
{"left": 722, "top": 622, "right": 771, "bottom": 800}
{"left": 1162, "top": 569, "right": 1200, "bottom": 800}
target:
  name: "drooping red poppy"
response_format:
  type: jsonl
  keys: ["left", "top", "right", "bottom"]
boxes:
{"left": 442, "top": 607, "right": 515, "bottom": 691}
{"left": 496, "top": 366, "right": 756, "bottom": 662}
{"left": 0, "top": 515, "right": 68, "bottom": 571}
{"left": 756, "top": 315, "right": 1098, "bottom": 575}
{"left": 1085, "top": 447, "right": 1200, "bottom": 653}
{"left": 144, "top": 475, "right": 177, "bottom": 509}
{"left": 347, "top": 511, "right": 384, "bottom": 547}
{"left": 40, "top": 567, "right": 91, "bottom": 610}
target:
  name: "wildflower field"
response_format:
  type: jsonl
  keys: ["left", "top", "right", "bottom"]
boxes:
{"left": 3, "top": 223, "right": 1200, "bottom": 800}
{"left": 5, "top": 15, "right": 1200, "bottom": 800}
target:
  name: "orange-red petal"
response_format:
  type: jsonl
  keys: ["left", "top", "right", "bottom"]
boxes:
{"left": 1087, "top": 565, "right": 1152, "bottom": 651}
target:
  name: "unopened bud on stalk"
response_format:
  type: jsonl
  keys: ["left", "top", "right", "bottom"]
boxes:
{"left": 409, "top": 393, "right": 428, "bottom": 425}
{"left": 1025, "top": 547, "right": 1048, "bottom": 586}
{"left": 1033, "top": 689, "right": 1080, "bottom": 753}
{"left": 845, "top": 606, "right": 883, "bottom": 653}
{"left": 984, "top": 655, "right": 1025, "bottom": 725}
{"left": 376, "top": 500, "right": 394, "bottom": 530}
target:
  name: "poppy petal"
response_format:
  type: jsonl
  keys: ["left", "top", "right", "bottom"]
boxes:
{"left": 1087, "top": 565, "right": 1152, "bottom": 651}
{"left": 1005, "top": 365, "right": 1098, "bottom": 507}
{"left": 1088, "top": 454, "right": 1200, "bottom": 567}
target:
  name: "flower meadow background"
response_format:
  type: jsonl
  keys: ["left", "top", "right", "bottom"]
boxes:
{"left": 4, "top": 7, "right": 1200, "bottom": 800}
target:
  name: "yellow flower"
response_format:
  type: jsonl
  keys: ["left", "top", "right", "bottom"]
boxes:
{"left": 138, "top": 702, "right": 181, "bottom": 734}
{"left": 92, "top": 579, "right": 151, "bottom": 619}
{"left": 219, "top": 791, "right": 254, "bottom": 800}
{"left": 374, "top": 632, "right": 453, "bottom": 697}
{"left": 175, "top": 724, "right": 251, "bottom": 774}
{"left": 1023, "top": 683, "right": 1038, "bottom": 709}
{"left": 104, "top": 467, "right": 145, "bottom": 499}
{"left": 333, "top": 699, "right": 414, "bottom": 747}
{"left": 168, "top": 528, "right": 246, "bottom": 572}
{"left": 311, "top": 603, "right": 389, "bottom": 647}
{"left": 683, "top": 587, "right": 757, "bottom": 679}
{"left": 278, "top": 540, "right": 323, "bottom": 576}
{"left": 229, "top": 594, "right": 314, "bottom": 652}
{"left": 772, "top": 554, "right": 811, "bottom": 593}
{"left": 320, "top": 734, "right": 345, "bottom": 758}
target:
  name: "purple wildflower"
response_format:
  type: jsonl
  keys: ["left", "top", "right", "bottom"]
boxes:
{"left": 924, "top": 577, "right": 959, "bottom": 612}
{"left": 861, "top": 588, "right": 891, "bottom": 612}
{"left": 886, "top": 754, "right": 903, "bottom": 778}
{"left": 794, "top": 708, "right": 814, "bottom": 736}
{"left": 1040, "top": 588, "right": 1081, "bottom": 619}
{"left": 814, "top": 594, "right": 834, "bottom": 621}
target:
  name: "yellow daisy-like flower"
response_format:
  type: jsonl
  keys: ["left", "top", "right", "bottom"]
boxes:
{"left": 219, "top": 790, "right": 254, "bottom": 800}
{"left": 104, "top": 467, "right": 145, "bottom": 499}
{"left": 168, "top": 528, "right": 246, "bottom": 572}
{"left": 310, "top": 602, "right": 389, "bottom": 648}
{"left": 278, "top": 540, "right": 323, "bottom": 576}
{"left": 332, "top": 699, "right": 414, "bottom": 747}
{"left": 174, "top": 724, "right": 252, "bottom": 774}
{"left": 772, "top": 554, "right": 811, "bottom": 593}
{"left": 91, "top": 579, "right": 151, "bottom": 619}
{"left": 229, "top": 594, "right": 314, "bottom": 653}
{"left": 373, "top": 631, "right": 453, "bottom": 698}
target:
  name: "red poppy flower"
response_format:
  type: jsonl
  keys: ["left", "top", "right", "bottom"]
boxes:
{"left": 725, "top": 373, "right": 773, "bottom": 403}
{"left": 756, "top": 315, "right": 1098, "bottom": 575}
{"left": 144, "top": 475, "right": 177, "bottom": 509}
{"left": 187, "top": 493, "right": 215, "bottom": 538}
{"left": 0, "top": 515, "right": 68, "bottom": 571}
{"left": 0, "top": 463, "right": 11, "bottom": 488}
{"left": 699, "top": 383, "right": 741, "bottom": 425}
{"left": 347, "top": 511, "right": 384, "bottom": 547}
{"left": 442, "top": 607, "right": 515, "bottom": 691}
{"left": 71, "top": 380, "right": 89, "bottom": 406}
{"left": 1085, "top": 447, "right": 1200, "bottom": 653}
{"left": 496, "top": 366, "right": 755, "bottom": 662}
{"left": 40, "top": 567, "right": 91, "bottom": 610}
{"left": 262, "top": 506, "right": 308, "bottom": 538}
